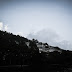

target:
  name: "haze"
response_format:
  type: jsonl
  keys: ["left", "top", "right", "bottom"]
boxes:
{"left": 0, "top": 0, "right": 72, "bottom": 50}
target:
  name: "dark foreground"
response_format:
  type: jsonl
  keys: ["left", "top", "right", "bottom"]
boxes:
{"left": 0, "top": 64, "right": 72, "bottom": 72}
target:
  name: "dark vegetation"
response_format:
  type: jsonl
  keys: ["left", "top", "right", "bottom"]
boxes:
{"left": 0, "top": 30, "right": 39, "bottom": 66}
{"left": 0, "top": 30, "right": 72, "bottom": 71}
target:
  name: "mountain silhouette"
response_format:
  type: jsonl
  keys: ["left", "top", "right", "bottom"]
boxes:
{"left": 0, "top": 30, "right": 72, "bottom": 71}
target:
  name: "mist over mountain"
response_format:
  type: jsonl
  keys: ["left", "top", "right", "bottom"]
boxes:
{"left": 27, "top": 29, "right": 72, "bottom": 50}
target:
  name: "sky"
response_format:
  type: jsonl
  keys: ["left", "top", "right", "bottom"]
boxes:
{"left": 0, "top": 0, "right": 72, "bottom": 50}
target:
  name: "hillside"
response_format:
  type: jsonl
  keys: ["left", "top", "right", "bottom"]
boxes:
{"left": 0, "top": 30, "right": 39, "bottom": 66}
{"left": 0, "top": 30, "right": 72, "bottom": 71}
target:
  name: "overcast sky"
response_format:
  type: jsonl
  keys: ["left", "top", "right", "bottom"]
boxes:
{"left": 0, "top": 0, "right": 72, "bottom": 50}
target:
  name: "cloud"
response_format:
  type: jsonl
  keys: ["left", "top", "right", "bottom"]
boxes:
{"left": 57, "top": 40, "right": 72, "bottom": 50}
{"left": 4, "top": 25, "right": 8, "bottom": 31}
{"left": 27, "top": 29, "right": 60, "bottom": 44}
{"left": 27, "top": 28, "right": 72, "bottom": 50}
{"left": 0, "top": 22, "right": 3, "bottom": 30}
{"left": 17, "top": 32, "right": 24, "bottom": 36}
{"left": 0, "top": 22, "right": 9, "bottom": 31}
